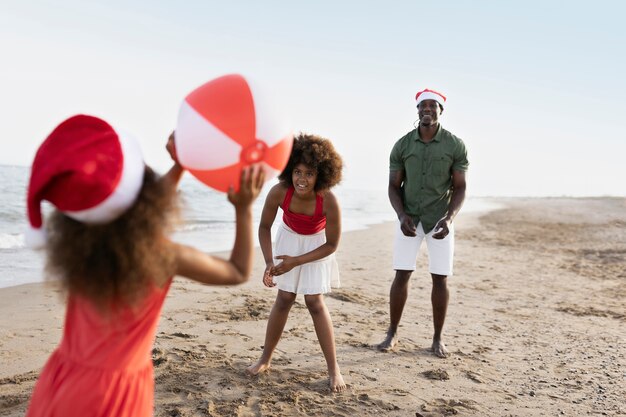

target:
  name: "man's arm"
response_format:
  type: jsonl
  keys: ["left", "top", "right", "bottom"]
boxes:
{"left": 389, "top": 169, "right": 417, "bottom": 237}
{"left": 432, "top": 170, "right": 466, "bottom": 239}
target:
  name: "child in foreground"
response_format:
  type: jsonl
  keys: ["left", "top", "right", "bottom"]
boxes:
{"left": 246, "top": 133, "right": 346, "bottom": 392}
{"left": 24, "top": 115, "right": 264, "bottom": 417}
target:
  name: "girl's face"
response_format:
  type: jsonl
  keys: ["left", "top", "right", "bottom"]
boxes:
{"left": 292, "top": 163, "right": 317, "bottom": 195}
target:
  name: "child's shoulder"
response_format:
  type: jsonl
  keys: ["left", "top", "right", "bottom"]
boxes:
{"left": 269, "top": 182, "right": 290, "bottom": 193}
{"left": 266, "top": 182, "right": 289, "bottom": 202}
{"left": 319, "top": 189, "right": 339, "bottom": 205}
{"left": 319, "top": 190, "right": 340, "bottom": 217}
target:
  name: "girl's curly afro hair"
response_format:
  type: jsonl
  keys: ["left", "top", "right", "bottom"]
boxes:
{"left": 278, "top": 133, "right": 343, "bottom": 191}
{"left": 45, "top": 167, "right": 178, "bottom": 312}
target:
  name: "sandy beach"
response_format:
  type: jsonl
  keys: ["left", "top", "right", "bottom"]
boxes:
{"left": 1, "top": 197, "right": 624, "bottom": 416}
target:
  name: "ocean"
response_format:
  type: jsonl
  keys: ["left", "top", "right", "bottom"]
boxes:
{"left": 0, "top": 164, "right": 499, "bottom": 289}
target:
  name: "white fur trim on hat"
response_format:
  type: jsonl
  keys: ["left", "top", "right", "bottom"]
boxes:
{"left": 25, "top": 225, "right": 47, "bottom": 250}
{"left": 415, "top": 89, "right": 446, "bottom": 108}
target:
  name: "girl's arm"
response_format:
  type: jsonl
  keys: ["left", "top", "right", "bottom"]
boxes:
{"left": 271, "top": 191, "right": 341, "bottom": 276}
{"left": 161, "top": 132, "right": 184, "bottom": 189}
{"left": 258, "top": 184, "right": 284, "bottom": 287}
{"left": 173, "top": 166, "right": 265, "bottom": 285}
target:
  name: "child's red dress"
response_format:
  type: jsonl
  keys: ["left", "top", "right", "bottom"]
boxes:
{"left": 26, "top": 278, "right": 172, "bottom": 417}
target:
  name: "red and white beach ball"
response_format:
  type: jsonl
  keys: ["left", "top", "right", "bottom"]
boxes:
{"left": 175, "top": 74, "right": 293, "bottom": 192}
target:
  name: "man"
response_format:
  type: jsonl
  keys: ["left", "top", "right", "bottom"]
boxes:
{"left": 378, "top": 89, "right": 468, "bottom": 357}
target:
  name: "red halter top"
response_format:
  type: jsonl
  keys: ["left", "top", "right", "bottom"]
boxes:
{"left": 281, "top": 186, "right": 326, "bottom": 235}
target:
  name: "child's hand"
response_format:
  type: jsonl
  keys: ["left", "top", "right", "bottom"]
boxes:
{"left": 262, "top": 264, "right": 275, "bottom": 287}
{"left": 162, "top": 131, "right": 184, "bottom": 187}
{"left": 270, "top": 255, "right": 298, "bottom": 276}
{"left": 166, "top": 131, "right": 180, "bottom": 165}
{"left": 227, "top": 165, "right": 265, "bottom": 208}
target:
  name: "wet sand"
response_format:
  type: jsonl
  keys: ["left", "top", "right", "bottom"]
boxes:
{"left": 1, "top": 197, "right": 624, "bottom": 416}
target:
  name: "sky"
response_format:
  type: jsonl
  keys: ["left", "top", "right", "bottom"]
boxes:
{"left": 0, "top": 0, "right": 624, "bottom": 197}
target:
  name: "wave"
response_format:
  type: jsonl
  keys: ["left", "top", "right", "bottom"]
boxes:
{"left": 177, "top": 220, "right": 234, "bottom": 232}
{"left": 0, "top": 233, "right": 25, "bottom": 249}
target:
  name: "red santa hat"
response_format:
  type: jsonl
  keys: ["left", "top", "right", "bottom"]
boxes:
{"left": 26, "top": 115, "right": 145, "bottom": 248}
{"left": 415, "top": 88, "right": 447, "bottom": 108}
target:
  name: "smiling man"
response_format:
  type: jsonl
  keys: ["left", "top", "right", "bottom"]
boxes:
{"left": 378, "top": 89, "right": 469, "bottom": 357}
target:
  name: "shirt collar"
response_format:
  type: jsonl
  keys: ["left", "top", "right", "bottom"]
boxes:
{"left": 415, "top": 124, "right": 442, "bottom": 143}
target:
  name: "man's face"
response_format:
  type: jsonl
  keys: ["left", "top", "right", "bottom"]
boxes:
{"left": 417, "top": 100, "right": 442, "bottom": 126}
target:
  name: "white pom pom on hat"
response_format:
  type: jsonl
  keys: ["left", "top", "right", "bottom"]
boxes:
{"left": 26, "top": 115, "right": 145, "bottom": 249}
{"left": 415, "top": 88, "right": 447, "bottom": 108}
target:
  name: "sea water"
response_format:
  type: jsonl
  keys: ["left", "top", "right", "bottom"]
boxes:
{"left": 0, "top": 165, "right": 500, "bottom": 288}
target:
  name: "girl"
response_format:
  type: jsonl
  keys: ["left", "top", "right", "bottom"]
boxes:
{"left": 24, "top": 115, "right": 265, "bottom": 417}
{"left": 247, "top": 133, "right": 346, "bottom": 392}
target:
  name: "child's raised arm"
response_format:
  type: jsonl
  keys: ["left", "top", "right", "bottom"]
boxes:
{"left": 173, "top": 165, "right": 265, "bottom": 285}
{"left": 161, "top": 132, "right": 184, "bottom": 189}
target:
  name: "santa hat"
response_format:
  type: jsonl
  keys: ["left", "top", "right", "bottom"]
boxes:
{"left": 26, "top": 115, "right": 145, "bottom": 248}
{"left": 415, "top": 89, "right": 447, "bottom": 108}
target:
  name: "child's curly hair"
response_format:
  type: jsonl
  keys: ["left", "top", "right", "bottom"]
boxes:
{"left": 278, "top": 133, "right": 343, "bottom": 191}
{"left": 45, "top": 166, "right": 179, "bottom": 312}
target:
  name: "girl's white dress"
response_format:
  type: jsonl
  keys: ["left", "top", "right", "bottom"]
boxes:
{"left": 272, "top": 223, "right": 340, "bottom": 295}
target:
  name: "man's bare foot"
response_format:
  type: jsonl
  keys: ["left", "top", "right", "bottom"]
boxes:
{"left": 431, "top": 339, "right": 448, "bottom": 358}
{"left": 246, "top": 360, "right": 271, "bottom": 375}
{"left": 377, "top": 332, "right": 398, "bottom": 352}
{"left": 330, "top": 372, "right": 347, "bottom": 393}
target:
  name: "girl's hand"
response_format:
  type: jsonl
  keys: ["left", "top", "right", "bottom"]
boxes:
{"left": 162, "top": 131, "right": 184, "bottom": 188}
{"left": 262, "top": 264, "right": 275, "bottom": 287}
{"left": 270, "top": 255, "right": 298, "bottom": 276}
{"left": 228, "top": 165, "right": 265, "bottom": 208}
{"left": 166, "top": 131, "right": 180, "bottom": 165}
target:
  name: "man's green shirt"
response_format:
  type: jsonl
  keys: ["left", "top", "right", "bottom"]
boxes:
{"left": 389, "top": 125, "right": 469, "bottom": 233}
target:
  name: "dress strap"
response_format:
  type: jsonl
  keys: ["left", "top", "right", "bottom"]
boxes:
{"left": 314, "top": 193, "right": 324, "bottom": 218}
{"left": 282, "top": 186, "right": 295, "bottom": 211}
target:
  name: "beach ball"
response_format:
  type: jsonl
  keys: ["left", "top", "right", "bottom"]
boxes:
{"left": 175, "top": 74, "right": 293, "bottom": 192}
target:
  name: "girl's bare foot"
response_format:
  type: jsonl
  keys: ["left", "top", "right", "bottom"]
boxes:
{"left": 246, "top": 360, "right": 271, "bottom": 375}
{"left": 329, "top": 372, "right": 346, "bottom": 392}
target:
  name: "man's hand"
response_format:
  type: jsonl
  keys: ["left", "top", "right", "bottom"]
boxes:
{"left": 432, "top": 218, "right": 451, "bottom": 240}
{"left": 399, "top": 214, "right": 417, "bottom": 237}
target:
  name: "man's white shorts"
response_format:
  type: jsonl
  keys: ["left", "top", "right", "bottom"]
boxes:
{"left": 392, "top": 221, "right": 454, "bottom": 276}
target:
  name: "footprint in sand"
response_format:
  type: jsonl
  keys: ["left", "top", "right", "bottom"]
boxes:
{"left": 0, "top": 370, "right": 39, "bottom": 385}
{"left": 326, "top": 291, "right": 365, "bottom": 303}
{"left": 417, "top": 398, "right": 478, "bottom": 416}
{"left": 151, "top": 347, "right": 167, "bottom": 366}
{"left": 464, "top": 370, "right": 483, "bottom": 383}
{"left": 171, "top": 332, "right": 198, "bottom": 339}
{"left": 0, "top": 393, "right": 31, "bottom": 411}
{"left": 356, "top": 393, "right": 400, "bottom": 411}
{"left": 472, "top": 345, "right": 492, "bottom": 354}
{"left": 387, "top": 388, "right": 410, "bottom": 396}
{"left": 422, "top": 368, "right": 450, "bottom": 381}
